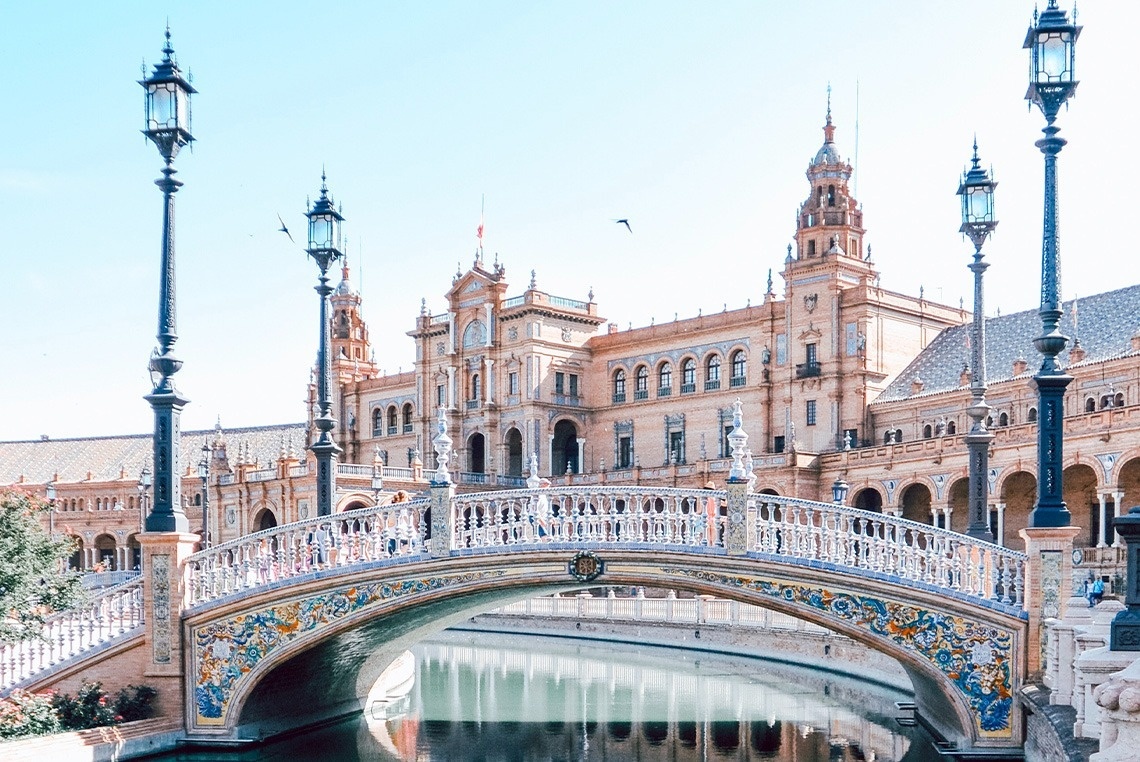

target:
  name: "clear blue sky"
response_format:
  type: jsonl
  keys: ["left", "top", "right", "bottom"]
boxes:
{"left": 2, "top": 2, "right": 1135, "bottom": 442}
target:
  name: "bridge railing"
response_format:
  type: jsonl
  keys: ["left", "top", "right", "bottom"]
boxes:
{"left": 451, "top": 487, "right": 1027, "bottom": 609}
{"left": 186, "top": 499, "right": 431, "bottom": 606}
{"left": 0, "top": 577, "right": 144, "bottom": 693}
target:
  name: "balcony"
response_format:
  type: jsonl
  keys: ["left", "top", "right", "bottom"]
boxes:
{"left": 612, "top": 393, "right": 626, "bottom": 404}
{"left": 387, "top": 426, "right": 398, "bottom": 435}
{"left": 704, "top": 379, "right": 721, "bottom": 391}
{"left": 466, "top": 400, "right": 479, "bottom": 410}
{"left": 403, "top": 424, "right": 413, "bottom": 433}
{"left": 633, "top": 389, "right": 649, "bottom": 401}
{"left": 460, "top": 471, "right": 489, "bottom": 485}
{"left": 730, "top": 376, "right": 747, "bottom": 388}
{"left": 657, "top": 386, "right": 671, "bottom": 397}
{"left": 680, "top": 383, "right": 696, "bottom": 395}
{"left": 553, "top": 393, "right": 582, "bottom": 407}
{"left": 795, "top": 362, "right": 821, "bottom": 379}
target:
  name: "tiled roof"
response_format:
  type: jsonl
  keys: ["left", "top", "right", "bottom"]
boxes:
{"left": 0, "top": 423, "right": 307, "bottom": 486}
{"left": 874, "top": 284, "right": 1140, "bottom": 403}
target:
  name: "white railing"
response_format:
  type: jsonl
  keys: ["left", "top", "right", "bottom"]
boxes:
{"left": 289, "top": 464, "right": 309, "bottom": 477}
{"left": 492, "top": 592, "right": 831, "bottom": 633}
{"left": 0, "top": 577, "right": 145, "bottom": 693}
{"left": 185, "top": 500, "right": 431, "bottom": 606}
{"left": 246, "top": 468, "right": 277, "bottom": 482}
{"left": 337, "top": 463, "right": 374, "bottom": 477}
{"left": 452, "top": 487, "right": 1027, "bottom": 608}
{"left": 81, "top": 570, "right": 141, "bottom": 589}
{"left": 181, "top": 486, "right": 1025, "bottom": 610}
{"left": 384, "top": 466, "right": 414, "bottom": 480}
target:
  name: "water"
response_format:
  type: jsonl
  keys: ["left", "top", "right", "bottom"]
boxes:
{"left": 150, "top": 630, "right": 937, "bottom": 761}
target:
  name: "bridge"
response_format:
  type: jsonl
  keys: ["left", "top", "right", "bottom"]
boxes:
{"left": 0, "top": 408, "right": 1066, "bottom": 757}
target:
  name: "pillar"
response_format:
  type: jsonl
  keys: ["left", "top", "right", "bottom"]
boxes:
{"left": 1098, "top": 493, "right": 1109, "bottom": 548}
{"left": 1020, "top": 526, "right": 1082, "bottom": 675}
{"left": 139, "top": 531, "right": 199, "bottom": 720}
{"left": 548, "top": 434, "right": 555, "bottom": 478}
{"left": 484, "top": 358, "right": 494, "bottom": 404}
{"left": 724, "top": 479, "right": 752, "bottom": 555}
{"left": 576, "top": 438, "right": 585, "bottom": 475}
{"left": 447, "top": 311, "right": 456, "bottom": 354}
{"left": 1113, "top": 491, "right": 1124, "bottom": 548}
{"left": 995, "top": 501, "right": 1006, "bottom": 547}
{"left": 446, "top": 366, "right": 456, "bottom": 409}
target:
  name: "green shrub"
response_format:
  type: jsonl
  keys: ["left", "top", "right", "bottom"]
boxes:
{"left": 0, "top": 690, "right": 61, "bottom": 739}
{"left": 52, "top": 681, "right": 117, "bottom": 730}
{"left": 114, "top": 684, "right": 157, "bottom": 723}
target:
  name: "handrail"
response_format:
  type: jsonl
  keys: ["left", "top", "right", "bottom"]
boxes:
{"left": 0, "top": 577, "right": 145, "bottom": 693}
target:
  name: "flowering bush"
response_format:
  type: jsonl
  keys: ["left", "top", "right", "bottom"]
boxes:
{"left": 0, "top": 690, "right": 60, "bottom": 739}
{"left": 52, "top": 681, "right": 119, "bottom": 730}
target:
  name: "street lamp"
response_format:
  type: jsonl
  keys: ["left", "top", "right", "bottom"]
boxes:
{"left": 958, "top": 140, "right": 998, "bottom": 541}
{"left": 831, "top": 477, "right": 849, "bottom": 506}
{"left": 197, "top": 442, "right": 211, "bottom": 549}
{"left": 140, "top": 28, "right": 195, "bottom": 533}
{"left": 45, "top": 481, "right": 57, "bottom": 538}
{"left": 1024, "top": 1, "right": 1080, "bottom": 528}
{"left": 305, "top": 172, "right": 345, "bottom": 516}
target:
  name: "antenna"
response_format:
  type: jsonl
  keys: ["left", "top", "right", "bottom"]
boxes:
{"left": 854, "top": 79, "right": 861, "bottom": 198}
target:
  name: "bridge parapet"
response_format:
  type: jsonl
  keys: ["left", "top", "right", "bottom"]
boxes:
{"left": 1, "top": 576, "right": 144, "bottom": 693}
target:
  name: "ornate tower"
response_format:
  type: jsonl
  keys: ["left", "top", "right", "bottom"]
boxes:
{"left": 329, "top": 264, "right": 376, "bottom": 386}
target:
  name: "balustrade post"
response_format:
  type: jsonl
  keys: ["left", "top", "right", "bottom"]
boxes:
{"left": 429, "top": 482, "right": 455, "bottom": 559}
{"left": 1020, "top": 526, "right": 1082, "bottom": 675}
{"left": 139, "top": 530, "right": 198, "bottom": 722}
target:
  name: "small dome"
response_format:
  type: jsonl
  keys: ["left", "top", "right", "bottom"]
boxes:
{"left": 813, "top": 141, "right": 841, "bottom": 165}
{"left": 334, "top": 264, "right": 356, "bottom": 296}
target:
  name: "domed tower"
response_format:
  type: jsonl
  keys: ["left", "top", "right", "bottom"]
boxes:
{"left": 792, "top": 102, "right": 867, "bottom": 266}
{"left": 329, "top": 264, "right": 376, "bottom": 385}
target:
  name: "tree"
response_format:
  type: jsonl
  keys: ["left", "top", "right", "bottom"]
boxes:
{"left": 0, "top": 491, "right": 84, "bottom": 643}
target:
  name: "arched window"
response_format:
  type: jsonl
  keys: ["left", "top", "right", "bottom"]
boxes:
{"left": 1086, "top": 397, "right": 1097, "bottom": 412}
{"left": 827, "top": 184, "right": 836, "bottom": 206}
{"left": 1027, "top": 407, "right": 1038, "bottom": 423}
{"left": 705, "top": 355, "right": 721, "bottom": 390}
{"left": 894, "top": 429, "right": 903, "bottom": 443}
{"left": 402, "top": 403, "right": 413, "bottom": 432}
{"left": 658, "top": 363, "right": 673, "bottom": 395}
{"left": 1117, "top": 392, "right": 1125, "bottom": 407}
{"left": 387, "top": 406, "right": 398, "bottom": 435}
{"left": 923, "top": 424, "right": 933, "bottom": 439}
{"left": 946, "top": 420, "right": 957, "bottom": 435}
{"left": 816, "top": 187, "right": 823, "bottom": 205}
{"left": 372, "top": 408, "right": 383, "bottom": 436}
{"left": 634, "top": 366, "right": 649, "bottom": 400}
{"left": 681, "top": 359, "right": 696, "bottom": 393}
{"left": 613, "top": 369, "right": 626, "bottom": 402}
{"left": 470, "top": 373, "right": 481, "bottom": 401}
{"left": 998, "top": 412, "right": 1009, "bottom": 427}
{"left": 730, "top": 350, "right": 746, "bottom": 387}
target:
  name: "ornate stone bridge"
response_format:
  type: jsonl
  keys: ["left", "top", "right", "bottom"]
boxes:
{"left": 1, "top": 408, "right": 1068, "bottom": 757}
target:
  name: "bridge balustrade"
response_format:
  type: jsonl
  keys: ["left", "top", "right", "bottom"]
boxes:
{"left": 0, "top": 577, "right": 144, "bottom": 692}
{"left": 187, "top": 500, "right": 430, "bottom": 606}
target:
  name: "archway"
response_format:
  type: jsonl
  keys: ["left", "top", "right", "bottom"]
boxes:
{"left": 1063, "top": 463, "right": 1099, "bottom": 548}
{"left": 69, "top": 537, "right": 84, "bottom": 571}
{"left": 94, "top": 533, "right": 117, "bottom": 570}
{"left": 552, "top": 420, "right": 579, "bottom": 475}
{"left": 255, "top": 509, "right": 278, "bottom": 532}
{"left": 468, "top": 433, "right": 486, "bottom": 474}
{"left": 899, "top": 483, "right": 932, "bottom": 526}
{"left": 852, "top": 488, "right": 882, "bottom": 513}
{"left": 947, "top": 478, "right": 969, "bottom": 535}
{"left": 999, "top": 470, "right": 1037, "bottom": 551}
{"left": 505, "top": 428, "right": 523, "bottom": 477}
{"left": 128, "top": 534, "right": 142, "bottom": 571}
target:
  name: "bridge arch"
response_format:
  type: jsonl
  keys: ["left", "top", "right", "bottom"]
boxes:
{"left": 184, "top": 547, "right": 1023, "bottom": 752}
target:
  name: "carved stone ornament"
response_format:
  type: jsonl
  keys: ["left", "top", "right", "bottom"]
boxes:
{"left": 436, "top": 342, "right": 446, "bottom": 356}
{"left": 568, "top": 551, "right": 604, "bottom": 582}
{"left": 225, "top": 506, "right": 236, "bottom": 526}
{"left": 562, "top": 327, "right": 572, "bottom": 342}
{"left": 804, "top": 293, "right": 818, "bottom": 313}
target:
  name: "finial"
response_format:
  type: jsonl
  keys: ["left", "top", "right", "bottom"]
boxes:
{"left": 321, "top": 166, "right": 327, "bottom": 192}
{"left": 588, "top": 286, "right": 595, "bottom": 302}
{"left": 920, "top": 285, "right": 925, "bottom": 300}
{"left": 162, "top": 23, "right": 174, "bottom": 62}
{"left": 767, "top": 268, "right": 773, "bottom": 294}
{"left": 785, "top": 243, "right": 793, "bottom": 263}
{"left": 431, "top": 408, "right": 453, "bottom": 485}
{"left": 826, "top": 82, "right": 832, "bottom": 123}
{"left": 420, "top": 297, "right": 427, "bottom": 316}
{"left": 727, "top": 399, "right": 749, "bottom": 483}
{"left": 971, "top": 134, "right": 981, "bottom": 168}
{"left": 529, "top": 269, "right": 537, "bottom": 289}
{"left": 526, "top": 452, "right": 541, "bottom": 488}
{"left": 865, "top": 244, "right": 873, "bottom": 262}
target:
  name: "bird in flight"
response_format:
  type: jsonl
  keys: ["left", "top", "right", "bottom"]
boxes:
{"left": 614, "top": 218, "right": 632, "bottom": 234}
{"left": 277, "top": 213, "right": 294, "bottom": 243}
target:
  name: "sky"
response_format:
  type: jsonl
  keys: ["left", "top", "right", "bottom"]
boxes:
{"left": 2, "top": 1, "right": 1136, "bottom": 443}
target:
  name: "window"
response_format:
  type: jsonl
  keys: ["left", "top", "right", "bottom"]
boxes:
{"left": 569, "top": 374, "right": 579, "bottom": 397}
{"left": 555, "top": 372, "right": 566, "bottom": 395}
{"left": 658, "top": 363, "right": 672, "bottom": 395}
{"left": 806, "top": 343, "right": 818, "bottom": 365}
{"left": 806, "top": 400, "right": 817, "bottom": 426}
{"left": 470, "top": 373, "right": 481, "bottom": 400}
{"left": 681, "top": 359, "right": 696, "bottom": 394}
{"left": 808, "top": 240, "right": 816, "bottom": 257}
{"left": 669, "top": 431, "right": 684, "bottom": 464}
{"left": 387, "top": 406, "right": 398, "bottom": 436}
{"left": 730, "top": 350, "right": 746, "bottom": 387}
{"left": 613, "top": 369, "right": 627, "bottom": 403}
{"left": 843, "top": 428, "right": 858, "bottom": 449}
{"left": 462, "top": 319, "right": 486, "bottom": 349}
{"left": 827, "top": 184, "right": 836, "bottom": 206}
{"left": 998, "top": 412, "right": 1009, "bottom": 427}
{"left": 635, "top": 366, "right": 649, "bottom": 400}
{"left": 372, "top": 408, "right": 383, "bottom": 437}
{"left": 1027, "top": 407, "right": 1038, "bottom": 423}
{"left": 946, "top": 420, "right": 957, "bottom": 435}
{"left": 1086, "top": 397, "right": 1096, "bottom": 413}
{"left": 618, "top": 437, "right": 633, "bottom": 469}
{"left": 508, "top": 372, "right": 519, "bottom": 396}
{"left": 723, "top": 425, "right": 733, "bottom": 458}
{"left": 705, "top": 355, "right": 721, "bottom": 391}
{"left": 773, "top": 435, "right": 785, "bottom": 454}
{"left": 923, "top": 424, "right": 933, "bottom": 439}
{"left": 402, "top": 403, "right": 413, "bottom": 433}
{"left": 436, "top": 384, "right": 446, "bottom": 408}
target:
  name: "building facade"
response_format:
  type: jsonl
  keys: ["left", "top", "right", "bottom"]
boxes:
{"left": 1, "top": 112, "right": 1132, "bottom": 589}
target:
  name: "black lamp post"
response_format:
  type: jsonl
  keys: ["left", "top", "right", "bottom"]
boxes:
{"left": 45, "top": 481, "right": 56, "bottom": 538}
{"left": 140, "top": 29, "right": 196, "bottom": 533}
{"left": 136, "top": 466, "right": 151, "bottom": 567}
{"left": 305, "top": 173, "right": 345, "bottom": 516}
{"left": 197, "top": 443, "right": 211, "bottom": 549}
{"left": 1024, "top": 1, "right": 1080, "bottom": 528}
{"left": 958, "top": 141, "right": 998, "bottom": 541}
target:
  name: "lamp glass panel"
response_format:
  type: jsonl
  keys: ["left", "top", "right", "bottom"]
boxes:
{"left": 310, "top": 217, "right": 333, "bottom": 249}
{"left": 1039, "top": 33, "right": 1070, "bottom": 82}
{"left": 968, "top": 187, "right": 992, "bottom": 223}
{"left": 147, "top": 84, "right": 176, "bottom": 131}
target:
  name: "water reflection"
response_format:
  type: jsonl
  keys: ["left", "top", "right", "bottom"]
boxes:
{"left": 360, "top": 630, "right": 935, "bottom": 761}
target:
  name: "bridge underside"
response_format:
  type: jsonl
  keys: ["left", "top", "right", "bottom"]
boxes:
{"left": 183, "top": 549, "right": 1026, "bottom": 753}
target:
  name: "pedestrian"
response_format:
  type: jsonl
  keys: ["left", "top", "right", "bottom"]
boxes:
{"left": 1090, "top": 576, "right": 1105, "bottom": 607}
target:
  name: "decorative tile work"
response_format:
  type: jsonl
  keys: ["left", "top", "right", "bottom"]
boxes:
{"left": 151, "top": 554, "right": 171, "bottom": 664}
{"left": 191, "top": 570, "right": 505, "bottom": 727}
{"left": 662, "top": 567, "right": 1015, "bottom": 740}
{"left": 1040, "top": 550, "right": 1062, "bottom": 620}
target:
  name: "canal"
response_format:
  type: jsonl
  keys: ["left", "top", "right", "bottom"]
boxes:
{"left": 148, "top": 630, "right": 936, "bottom": 760}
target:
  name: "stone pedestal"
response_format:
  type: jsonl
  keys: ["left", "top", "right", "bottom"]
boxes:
{"left": 1090, "top": 655, "right": 1140, "bottom": 759}
{"left": 1075, "top": 646, "right": 1135, "bottom": 740}
{"left": 1021, "top": 526, "right": 1082, "bottom": 675}
{"left": 139, "top": 531, "right": 200, "bottom": 724}
{"left": 429, "top": 481, "right": 454, "bottom": 558}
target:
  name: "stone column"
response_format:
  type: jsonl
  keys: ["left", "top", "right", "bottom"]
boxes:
{"left": 1021, "top": 526, "right": 1082, "bottom": 675}
{"left": 548, "top": 434, "right": 555, "bottom": 478}
{"left": 484, "top": 358, "right": 494, "bottom": 404}
{"left": 1098, "top": 493, "right": 1109, "bottom": 548}
{"left": 996, "top": 502, "right": 1006, "bottom": 547}
{"left": 139, "top": 531, "right": 199, "bottom": 721}
{"left": 576, "top": 438, "right": 585, "bottom": 475}
{"left": 1113, "top": 491, "right": 1124, "bottom": 548}
{"left": 447, "top": 311, "right": 456, "bottom": 354}
{"left": 483, "top": 303, "right": 493, "bottom": 347}
{"left": 446, "top": 366, "right": 456, "bottom": 409}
